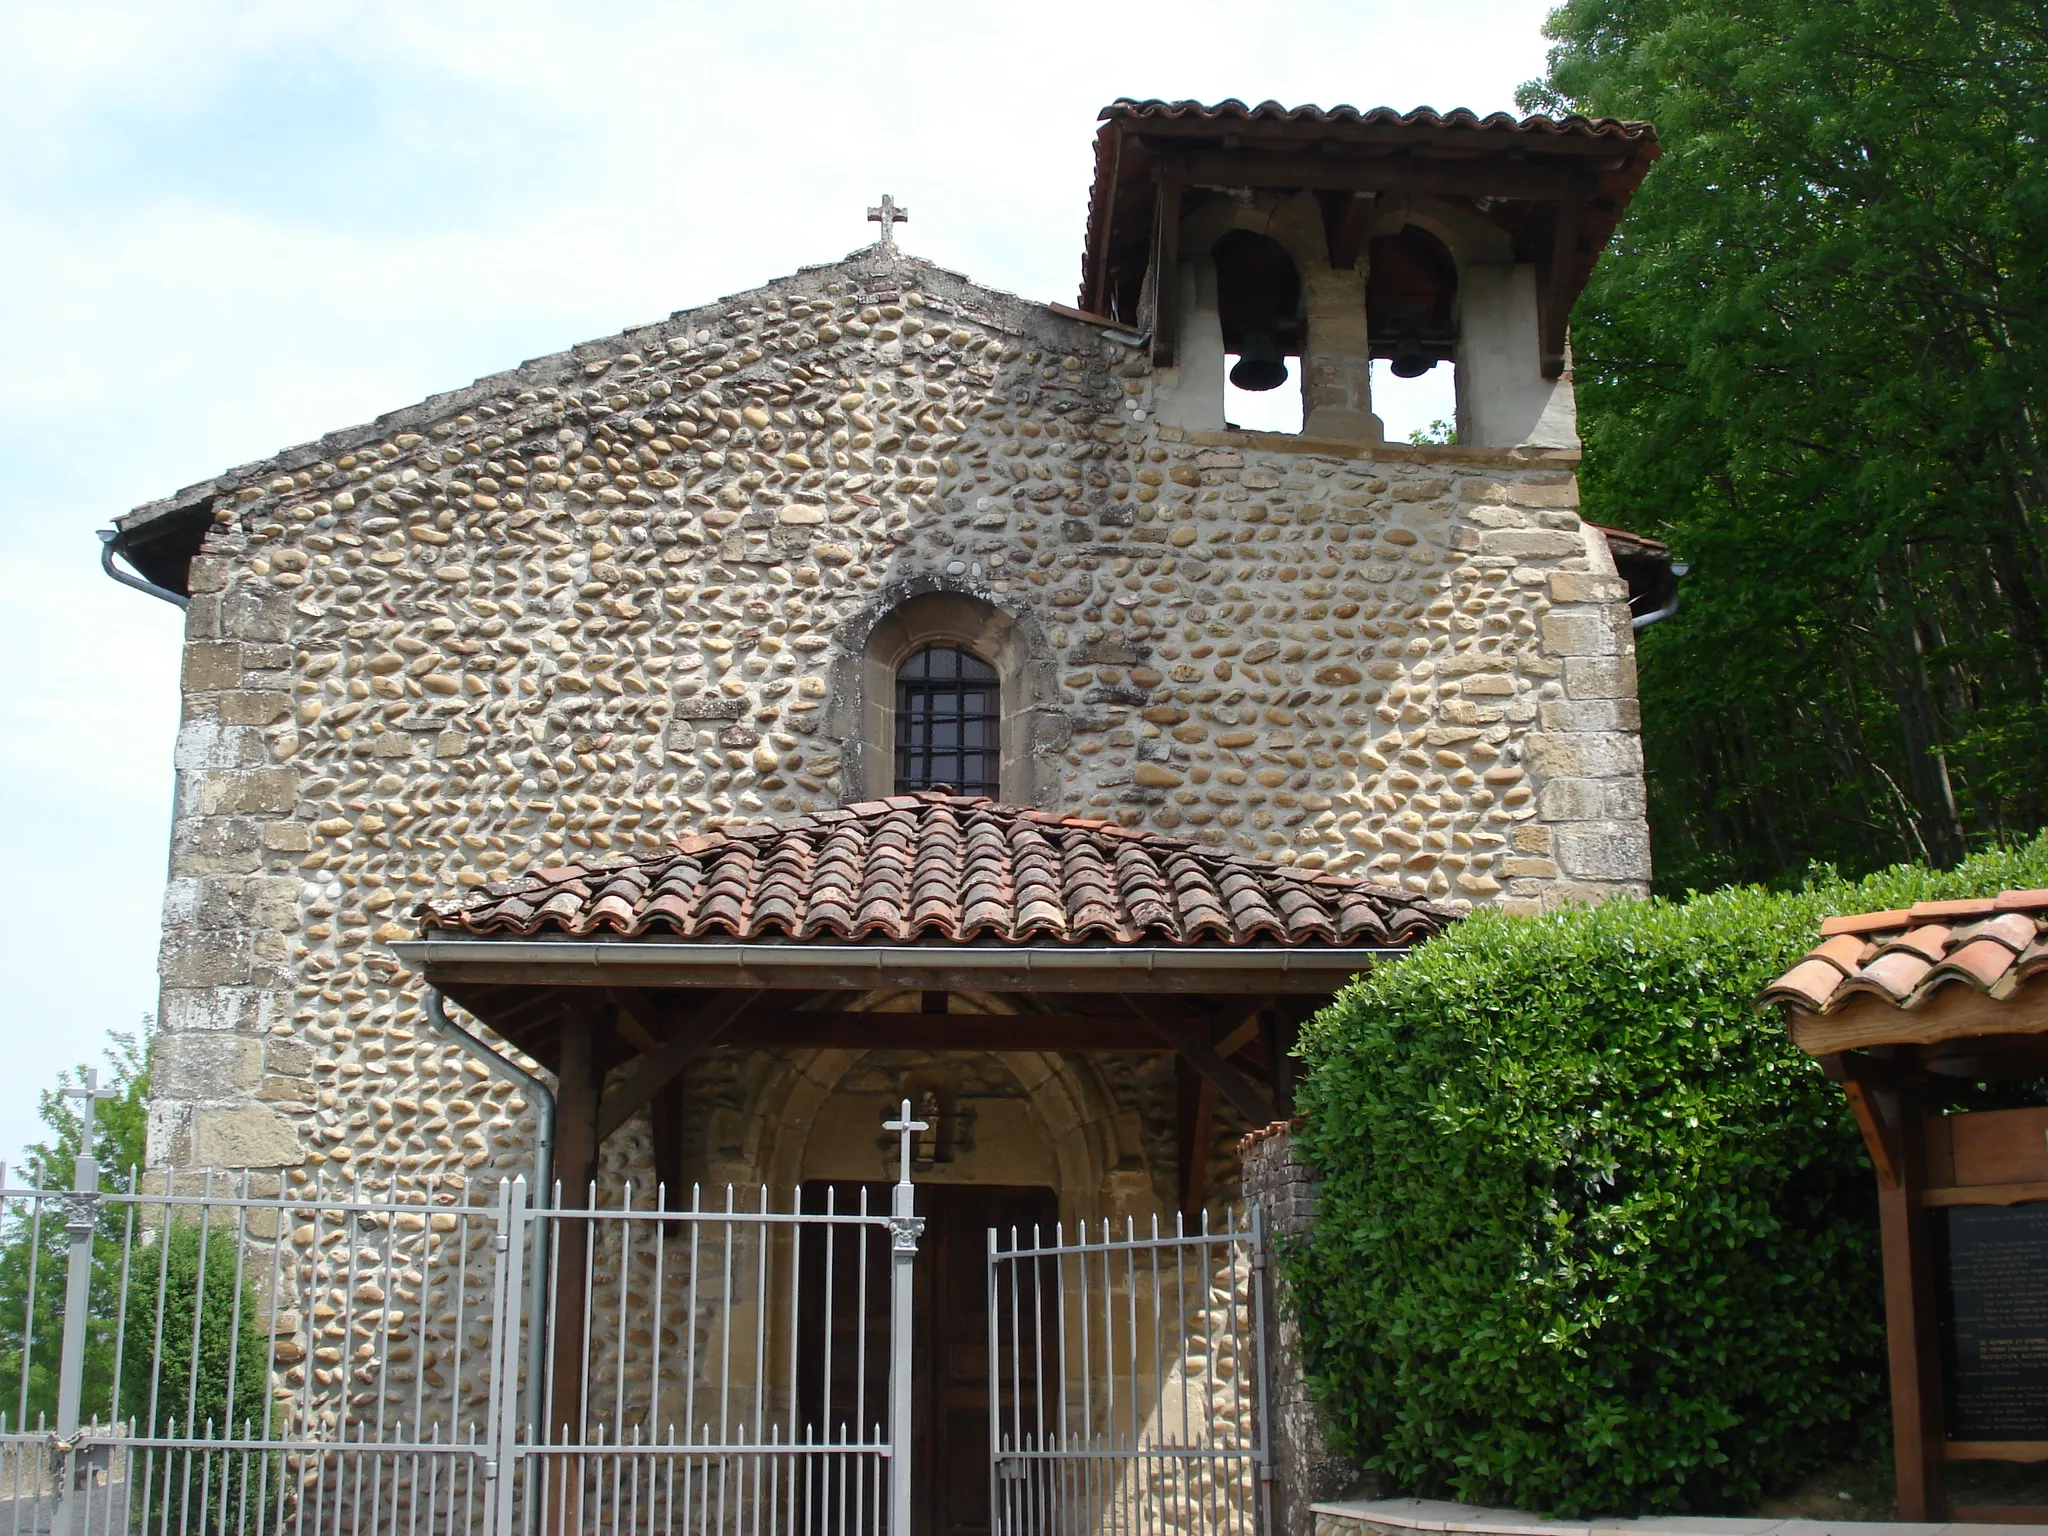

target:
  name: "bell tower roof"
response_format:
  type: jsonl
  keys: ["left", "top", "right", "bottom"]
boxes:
{"left": 1078, "top": 98, "right": 1659, "bottom": 378}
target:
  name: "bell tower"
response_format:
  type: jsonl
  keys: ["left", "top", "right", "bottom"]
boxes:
{"left": 1077, "top": 100, "right": 1659, "bottom": 449}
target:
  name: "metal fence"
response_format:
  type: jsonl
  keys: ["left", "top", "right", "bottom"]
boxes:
{"left": 0, "top": 1155, "right": 520, "bottom": 1536}
{"left": 0, "top": 1101, "right": 930, "bottom": 1536}
{"left": 518, "top": 1179, "right": 905, "bottom": 1536}
{"left": 987, "top": 1212, "right": 1269, "bottom": 1536}
{"left": 0, "top": 1096, "right": 1266, "bottom": 1536}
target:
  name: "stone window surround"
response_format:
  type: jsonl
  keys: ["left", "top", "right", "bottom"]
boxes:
{"left": 1151, "top": 189, "right": 1578, "bottom": 452}
{"left": 825, "top": 579, "right": 1067, "bottom": 807}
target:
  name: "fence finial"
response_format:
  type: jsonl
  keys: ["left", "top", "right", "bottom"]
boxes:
{"left": 883, "top": 1097, "right": 929, "bottom": 1190}
{"left": 61, "top": 1069, "right": 118, "bottom": 1168}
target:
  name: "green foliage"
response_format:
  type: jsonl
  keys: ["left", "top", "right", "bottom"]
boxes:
{"left": 118, "top": 1219, "right": 269, "bottom": 1437}
{"left": 1290, "top": 835, "right": 2048, "bottom": 1515}
{"left": 0, "top": 1031, "right": 150, "bottom": 1428}
{"left": 1519, "top": 0, "right": 2048, "bottom": 891}
{"left": 120, "top": 1219, "right": 277, "bottom": 1536}
{"left": 1407, "top": 419, "right": 1459, "bottom": 447}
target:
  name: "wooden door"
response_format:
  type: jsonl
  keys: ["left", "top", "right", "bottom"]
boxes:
{"left": 919, "top": 1185, "right": 1060, "bottom": 1536}
{"left": 800, "top": 1182, "right": 1058, "bottom": 1536}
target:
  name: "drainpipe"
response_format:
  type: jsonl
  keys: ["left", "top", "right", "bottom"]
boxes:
{"left": 97, "top": 529, "right": 190, "bottom": 609}
{"left": 423, "top": 987, "right": 554, "bottom": 1441}
{"left": 1633, "top": 561, "right": 1689, "bottom": 633}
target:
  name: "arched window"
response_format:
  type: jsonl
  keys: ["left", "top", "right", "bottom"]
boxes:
{"left": 894, "top": 645, "right": 999, "bottom": 796}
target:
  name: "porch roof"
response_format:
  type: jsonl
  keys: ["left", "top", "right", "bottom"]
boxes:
{"left": 414, "top": 791, "right": 1456, "bottom": 952}
{"left": 391, "top": 797, "right": 1458, "bottom": 1181}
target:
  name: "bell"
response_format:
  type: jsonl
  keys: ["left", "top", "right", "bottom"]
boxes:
{"left": 1390, "top": 339, "right": 1435, "bottom": 379}
{"left": 1229, "top": 331, "right": 1289, "bottom": 392}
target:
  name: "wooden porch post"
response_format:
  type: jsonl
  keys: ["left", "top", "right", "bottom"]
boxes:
{"left": 1177, "top": 1058, "right": 1217, "bottom": 1221}
{"left": 545, "top": 1012, "right": 598, "bottom": 1536}
{"left": 1877, "top": 1080, "right": 1946, "bottom": 1521}
{"left": 549, "top": 1014, "right": 599, "bottom": 1438}
{"left": 1826, "top": 1053, "right": 1945, "bottom": 1520}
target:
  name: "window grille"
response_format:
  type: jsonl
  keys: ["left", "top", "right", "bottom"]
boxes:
{"left": 895, "top": 645, "right": 999, "bottom": 796}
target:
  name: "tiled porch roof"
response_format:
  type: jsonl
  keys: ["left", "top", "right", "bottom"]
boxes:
{"left": 418, "top": 793, "right": 1457, "bottom": 950}
{"left": 1761, "top": 890, "right": 2048, "bottom": 1015}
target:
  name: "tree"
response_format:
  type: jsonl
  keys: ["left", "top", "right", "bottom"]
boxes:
{"left": 0, "top": 1030, "right": 276, "bottom": 1534}
{"left": 1521, "top": 0, "right": 2048, "bottom": 891}
{"left": 0, "top": 1030, "right": 150, "bottom": 1429}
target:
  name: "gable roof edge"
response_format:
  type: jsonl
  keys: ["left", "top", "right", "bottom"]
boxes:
{"left": 116, "top": 247, "right": 1106, "bottom": 548}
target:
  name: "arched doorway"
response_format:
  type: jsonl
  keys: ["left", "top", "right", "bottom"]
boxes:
{"left": 799, "top": 1048, "right": 1061, "bottom": 1536}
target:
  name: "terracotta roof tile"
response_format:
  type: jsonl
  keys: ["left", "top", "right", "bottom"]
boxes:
{"left": 419, "top": 793, "right": 1459, "bottom": 951}
{"left": 1771, "top": 957, "right": 1851, "bottom": 1012}
{"left": 1763, "top": 888, "right": 2048, "bottom": 1015}
{"left": 1881, "top": 924, "right": 1952, "bottom": 964}
{"left": 1809, "top": 933, "right": 1873, "bottom": 971}
{"left": 1936, "top": 937, "right": 2022, "bottom": 992}
{"left": 1096, "top": 98, "right": 1656, "bottom": 141}
{"left": 1849, "top": 949, "right": 1936, "bottom": 1002}
{"left": 1818, "top": 908, "right": 1910, "bottom": 937}
{"left": 1909, "top": 896, "right": 2000, "bottom": 921}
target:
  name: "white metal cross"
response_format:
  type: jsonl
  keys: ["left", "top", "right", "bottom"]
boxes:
{"left": 883, "top": 1096, "right": 929, "bottom": 1186}
{"left": 63, "top": 1069, "right": 119, "bottom": 1162}
{"left": 867, "top": 194, "right": 909, "bottom": 250}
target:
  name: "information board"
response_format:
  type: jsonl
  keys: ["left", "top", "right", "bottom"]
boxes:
{"left": 1942, "top": 1203, "right": 2048, "bottom": 1438}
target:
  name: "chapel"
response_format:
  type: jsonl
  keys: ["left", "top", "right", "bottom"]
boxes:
{"left": 103, "top": 99, "right": 1665, "bottom": 1533}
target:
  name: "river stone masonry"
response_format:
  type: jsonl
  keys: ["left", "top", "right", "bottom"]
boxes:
{"left": 132, "top": 241, "right": 1647, "bottom": 1188}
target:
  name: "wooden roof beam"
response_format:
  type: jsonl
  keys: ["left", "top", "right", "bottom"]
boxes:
{"left": 1120, "top": 117, "right": 1648, "bottom": 159}
{"left": 1169, "top": 150, "right": 1601, "bottom": 203}
{"left": 594, "top": 990, "right": 751, "bottom": 1144}
{"left": 1123, "top": 993, "right": 1275, "bottom": 1126}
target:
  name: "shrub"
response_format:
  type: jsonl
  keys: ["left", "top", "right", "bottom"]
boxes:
{"left": 119, "top": 1220, "right": 275, "bottom": 1534}
{"left": 1291, "top": 836, "right": 2048, "bottom": 1515}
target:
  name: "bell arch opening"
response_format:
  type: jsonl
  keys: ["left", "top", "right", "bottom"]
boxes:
{"left": 1211, "top": 230, "right": 1306, "bottom": 434}
{"left": 1366, "top": 224, "right": 1460, "bottom": 444}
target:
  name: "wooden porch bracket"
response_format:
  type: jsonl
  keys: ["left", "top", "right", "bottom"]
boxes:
{"left": 595, "top": 990, "right": 752, "bottom": 1144}
{"left": 1821, "top": 1050, "right": 1908, "bottom": 1190}
{"left": 1123, "top": 993, "right": 1275, "bottom": 1126}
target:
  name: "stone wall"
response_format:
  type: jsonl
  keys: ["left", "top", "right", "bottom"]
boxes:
{"left": 133, "top": 240, "right": 1648, "bottom": 1187}
{"left": 1242, "top": 1122, "right": 1368, "bottom": 1536}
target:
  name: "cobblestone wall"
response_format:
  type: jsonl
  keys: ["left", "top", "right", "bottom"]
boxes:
{"left": 131, "top": 241, "right": 1647, "bottom": 1187}
{"left": 1242, "top": 1122, "right": 1371, "bottom": 1536}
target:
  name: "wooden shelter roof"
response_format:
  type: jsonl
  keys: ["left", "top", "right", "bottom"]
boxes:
{"left": 1763, "top": 889, "right": 2048, "bottom": 1073}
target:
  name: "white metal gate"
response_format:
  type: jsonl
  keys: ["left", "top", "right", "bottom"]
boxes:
{"left": 0, "top": 1158, "right": 520, "bottom": 1536}
{"left": 514, "top": 1173, "right": 909, "bottom": 1536}
{"left": 0, "top": 1099, "right": 931, "bottom": 1536}
{"left": 986, "top": 1212, "right": 1270, "bottom": 1536}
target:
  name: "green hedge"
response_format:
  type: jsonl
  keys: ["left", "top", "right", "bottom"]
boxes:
{"left": 120, "top": 1220, "right": 275, "bottom": 1536}
{"left": 1291, "top": 837, "right": 2048, "bottom": 1515}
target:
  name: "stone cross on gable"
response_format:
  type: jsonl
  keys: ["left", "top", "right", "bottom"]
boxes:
{"left": 867, "top": 194, "right": 909, "bottom": 251}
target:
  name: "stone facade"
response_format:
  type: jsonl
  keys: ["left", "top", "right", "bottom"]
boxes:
{"left": 1242, "top": 1123, "right": 1371, "bottom": 1536}
{"left": 129, "top": 238, "right": 1648, "bottom": 1194}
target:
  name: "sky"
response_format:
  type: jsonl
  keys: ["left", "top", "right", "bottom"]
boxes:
{"left": 0, "top": 0, "right": 1557, "bottom": 1166}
